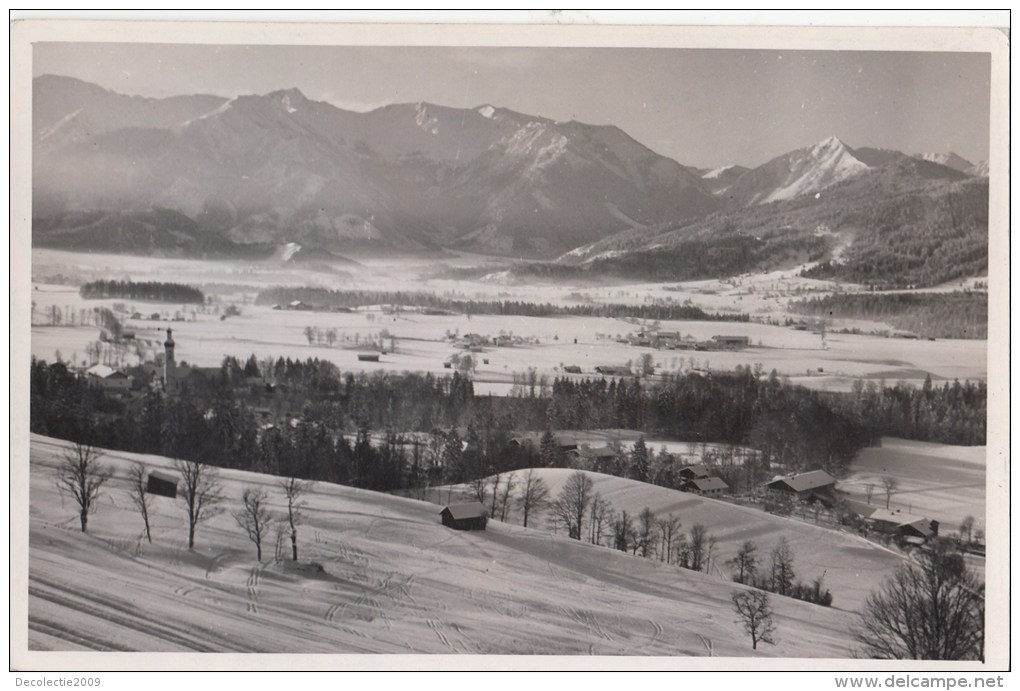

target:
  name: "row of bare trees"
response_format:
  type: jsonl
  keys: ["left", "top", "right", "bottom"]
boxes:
{"left": 56, "top": 440, "right": 310, "bottom": 562}
{"left": 55, "top": 438, "right": 984, "bottom": 660}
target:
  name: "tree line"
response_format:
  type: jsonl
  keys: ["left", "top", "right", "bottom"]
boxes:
{"left": 508, "top": 234, "right": 829, "bottom": 284}
{"left": 30, "top": 356, "right": 985, "bottom": 500}
{"left": 80, "top": 279, "right": 205, "bottom": 304}
{"left": 788, "top": 291, "right": 988, "bottom": 340}
{"left": 254, "top": 287, "right": 748, "bottom": 323}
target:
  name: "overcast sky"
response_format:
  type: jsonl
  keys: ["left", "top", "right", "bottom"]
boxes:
{"left": 34, "top": 43, "right": 991, "bottom": 168}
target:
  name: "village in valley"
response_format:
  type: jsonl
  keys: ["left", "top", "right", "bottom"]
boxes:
{"left": 21, "top": 35, "right": 995, "bottom": 663}
{"left": 83, "top": 324, "right": 955, "bottom": 552}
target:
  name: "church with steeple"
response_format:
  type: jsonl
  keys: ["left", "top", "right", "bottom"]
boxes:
{"left": 163, "top": 327, "right": 178, "bottom": 394}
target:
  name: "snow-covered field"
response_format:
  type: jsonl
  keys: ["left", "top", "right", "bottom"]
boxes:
{"left": 446, "top": 468, "right": 906, "bottom": 613}
{"left": 26, "top": 435, "right": 862, "bottom": 658}
{"left": 839, "top": 438, "right": 986, "bottom": 534}
{"left": 29, "top": 251, "right": 986, "bottom": 393}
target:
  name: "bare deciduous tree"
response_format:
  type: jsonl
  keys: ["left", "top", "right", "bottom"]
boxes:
{"left": 175, "top": 459, "right": 222, "bottom": 549}
{"left": 676, "top": 533, "right": 690, "bottom": 568}
{"left": 488, "top": 473, "right": 502, "bottom": 518}
{"left": 57, "top": 440, "right": 112, "bottom": 533}
{"left": 732, "top": 590, "right": 777, "bottom": 650}
{"left": 705, "top": 534, "right": 719, "bottom": 575}
{"left": 589, "top": 493, "right": 614, "bottom": 546}
{"left": 853, "top": 542, "right": 984, "bottom": 660}
{"left": 728, "top": 540, "right": 759, "bottom": 584}
{"left": 688, "top": 523, "right": 709, "bottom": 571}
{"left": 864, "top": 482, "right": 876, "bottom": 505}
{"left": 769, "top": 536, "right": 796, "bottom": 596}
{"left": 469, "top": 474, "right": 487, "bottom": 505}
{"left": 233, "top": 487, "right": 274, "bottom": 562}
{"left": 615, "top": 510, "right": 636, "bottom": 553}
{"left": 637, "top": 507, "right": 657, "bottom": 558}
{"left": 515, "top": 469, "right": 550, "bottom": 528}
{"left": 657, "top": 514, "right": 682, "bottom": 564}
{"left": 498, "top": 472, "right": 516, "bottom": 522}
{"left": 550, "top": 471, "right": 594, "bottom": 540}
{"left": 881, "top": 476, "right": 899, "bottom": 510}
{"left": 279, "top": 477, "right": 308, "bottom": 561}
{"left": 959, "top": 515, "right": 975, "bottom": 543}
{"left": 128, "top": 462, "right": 153, "bottom": 543}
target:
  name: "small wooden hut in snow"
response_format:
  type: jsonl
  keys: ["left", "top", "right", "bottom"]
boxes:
{"left": 440, "top": 502, "right": 488, "bottom": 531}
{"left": 146, "top": 470, "right": 179, "bottom": 498}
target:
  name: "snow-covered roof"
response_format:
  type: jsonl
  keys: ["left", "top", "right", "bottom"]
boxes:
{"left": 690, "top": 477, "right": 729, "bottom": 492}
{"left": 680, "top": 464, "right": 712, "bottom": 478}
{"left": 767, "top": 470, "right": 835, "bottom": 493}
{"left": 85, "top": 364, "right": 126, "bottom": 379}
{"left": 148, "top": 470, "right": 178, "bottom": 484}
{"left": 573, "top": 446, "right": 616, "bottom": 460}
{"left": 441, "top": 502, "right": 487, "bottom": 520}
{"left": 863, "top": 508, "right": 905, "bottom": 524}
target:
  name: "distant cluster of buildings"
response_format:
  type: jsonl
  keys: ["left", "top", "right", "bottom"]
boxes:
{"left": 623, "top": 331, "right": 751, "bottom": 351}
{"left": 80, "top": 327, "right": 221, "bottom": 397}
{"left": 452, "top": 332, "right": 518, "bottom": 351}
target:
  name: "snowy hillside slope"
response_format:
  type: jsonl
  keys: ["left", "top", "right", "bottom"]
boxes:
{"left": 457, "top": 468, "right": 905, "bottom": 613}
{"left": 25, "top": 435, "right": 858, "bottom": 657}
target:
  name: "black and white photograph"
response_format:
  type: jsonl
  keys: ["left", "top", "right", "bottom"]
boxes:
{"left": 10, "top": 14, "right": 1009, "bottom": 672}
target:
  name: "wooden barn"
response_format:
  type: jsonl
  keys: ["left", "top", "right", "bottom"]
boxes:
{"left": 686, "top": 476, "right": 729, "bottom": 497}
{"left": 711, "top": 335, "right": 750, "bottom": 348}
{"left": 440, "top": 502, "right": 488, "bottom": 531}
{"left": 146, "top": 470, "right": 179, "bottom": 498}
{"left": 678, "top": 464, "right": 712, "bottom": 481}
{"left": 765, "top": 470, "right": 836, "bottom": 501}
{"left": 357, "top": 353, "right": 380, "bottom": 362}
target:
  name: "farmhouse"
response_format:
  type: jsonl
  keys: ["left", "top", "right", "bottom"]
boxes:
{"left": 440, "top": 502, "right": 488, "bottom": 531}
{"left": 85, "top": 364, "right": 133, "bottom": 391}
{"left": 562, "top": 365, "right": 583, "bottom": 374}
{"left": 865, "top": 509, "right": 938, "bottom": 541}
{"left": 566, "top": 445, "right": 618, "bottom": 471}
{"left": 766, "top": 469, "right": 836, "bottom": 500}
{"left": 711, "top": 335, "right": 750, "bottom": 348}
{"left": 508, "top": 433, "right": 578, "bottom": 454}
{"left": 678, "top": 464, "right": 712, "bottom": 481}
{"left": 687, "top": 476, "right": 729, "bottom": 497}
{"left": 595, "top": 365, "right": 631, "bottom": 376}
{"left": 900, "top": 518, "right": 937, "bottom": 540}
{"left": 146, "top": 470, "right": 178, "bottom": 498}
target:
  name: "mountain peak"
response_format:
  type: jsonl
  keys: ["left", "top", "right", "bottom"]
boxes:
{"left": 915, "top": 152, "right": 974, "bottom": 174}
{"left": 264, "top": 87, "right": 308, "bottom": 110}
{"left": 812, "top": 135, "right": 849, "bottom": 155}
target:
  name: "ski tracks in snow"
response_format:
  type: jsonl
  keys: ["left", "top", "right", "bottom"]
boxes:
{"left": 426, "top": 618, "right": 472, "bottom": 653}
{"left": 246, "top": 566, "right": 261, "bottom": 614}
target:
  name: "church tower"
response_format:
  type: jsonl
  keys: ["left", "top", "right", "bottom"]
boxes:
{"left": 164, "top": 327, "right": 177, "bottom": 393}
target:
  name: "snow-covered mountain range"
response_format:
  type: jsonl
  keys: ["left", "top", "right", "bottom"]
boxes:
{"left": 33, "top": 76, "right": 714, "bottom": 257}
{"left": 32, "top": 75, "right": 987, "bottom": 259}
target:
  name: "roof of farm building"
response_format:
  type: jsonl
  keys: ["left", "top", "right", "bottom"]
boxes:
{"left": 767, "top": 469, "right": 836, "bottom": 492}
{"left": 690, "top": 477, "right": 729, "bottom": 492}
{"left": 441, "top": 502, "right": 487, "bottom": 520}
